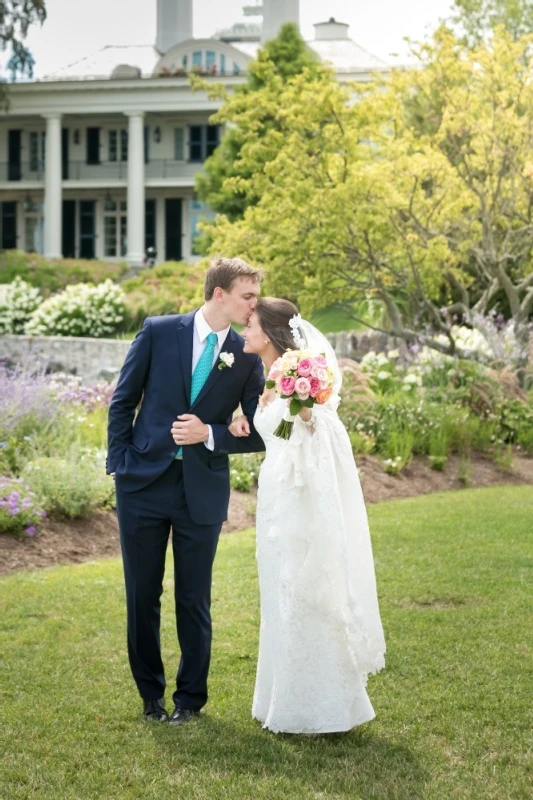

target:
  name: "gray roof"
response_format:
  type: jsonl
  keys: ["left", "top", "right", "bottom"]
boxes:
{"left": 41, "top": 45, "right": 159, "bottom": 81}
{"left": 308, "top": 38, "right": 388, "bottom": 73}
{"left": 39, "top": 34, "right": 388, "bottom": 82}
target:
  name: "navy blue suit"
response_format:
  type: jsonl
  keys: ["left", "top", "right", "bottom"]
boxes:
{"left": 107, "top": 310, "right": 265, "bottom": 708}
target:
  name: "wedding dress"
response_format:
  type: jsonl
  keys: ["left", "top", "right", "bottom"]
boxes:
{"left": 251, "top": 321, "right": 386, "bottom": 734}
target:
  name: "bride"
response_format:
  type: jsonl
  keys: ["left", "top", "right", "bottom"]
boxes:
{"left": 229, "top": 297, "right": 386, "bottom": 734}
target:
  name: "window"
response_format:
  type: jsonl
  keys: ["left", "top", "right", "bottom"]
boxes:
{"left": 192, "top": 51, "right": 202, "bottom": 68}
{"left": 206, "top": 126, "right": 219, "bottom": 157}
{"left": 174, "top": 128, "right": 185, "bottom": 160}
{"left": 145, "top": 199, "right": 156, "bottom": 251}
{"left": 189, "top": 200, "right": 216, "bottom": 256}
{"left": 182, "top": 54, "right": 188, "bottom": 68}
{"left": 233, "top": 62, "right": 241, "bottom": 74}
{"left": 108, "top": 130, "right": 118, "bottom": 162}
{"left": 24, "top": 201, "right": 43, "bottom": 253}
{"left": 29, "top": 132, "right": 45, "bottom": 172}
{"left": 103, "top": 198, "right": 127, "bottom": 257}
{"left": 220, "top": 54, "right": 226, "bottom": 74}
{"left": 86, "top": 128, "right": 101, "bottom": 165}
{"left": 206, "top": 50, "right": 216, "bottom": 70}
{"left": 121, "top": 129, "right": 128, "bottom": 161}
{"left": 108, "top": 129, "right": 128, "bottom": 162}
{"left": 188, "top": 125, "right": 220, "bottom": 162}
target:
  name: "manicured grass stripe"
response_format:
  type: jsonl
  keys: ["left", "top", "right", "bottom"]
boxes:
{"left": 1, "top": 486, "right": 531, "bottom": 799}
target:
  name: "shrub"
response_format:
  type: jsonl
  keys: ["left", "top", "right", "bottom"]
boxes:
{"left": 25, "top": 279, "right": 126, "bottom": 337}
{"left": 229, "top": 452, "right": 264, "bottom": 492}
{"left": 23, "top": 451, "right": 115, "bottom": 518}
{"left": 0, "top": 277, "right": 42, "bottom": 333}
{"left": 0, "top": 476, "right": 46, "bottom": 535}
{"left": 0, "top": 250, "right": 126, "bottom": 294}
{"left": 121, "top": 261, "right": 205, "bottom": 331}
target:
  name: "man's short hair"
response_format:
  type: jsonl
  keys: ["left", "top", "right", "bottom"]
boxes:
{"left": 204, "top": 256, "right": 263, "bottom": 300}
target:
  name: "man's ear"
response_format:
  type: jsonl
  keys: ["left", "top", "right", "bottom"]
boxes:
{"left": 213, "top": 287, "right": 224, "bottom": 303}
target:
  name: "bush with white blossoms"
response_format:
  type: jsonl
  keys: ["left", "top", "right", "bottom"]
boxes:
{"left": 25, "top": 279, "right": 125, "bottom": 338}
{"left": 0, "top": 277, "right": 42, "bottom": 334}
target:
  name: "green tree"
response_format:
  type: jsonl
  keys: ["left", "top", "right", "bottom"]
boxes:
{"left": 1, "top": 0, "right": 47, "bottom": 106}
{"left": 205, "top": 27, "right": 533, "bottom": 365}
{"left": 195, "top": 23, "right": 319, "bottom": 222}
{"left": 451, "top": 0, "right": 533, "bottom": 43}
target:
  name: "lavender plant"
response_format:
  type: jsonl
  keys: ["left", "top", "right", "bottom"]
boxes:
{"left": 0, "top": 477, "right": 46, "bottom": 535}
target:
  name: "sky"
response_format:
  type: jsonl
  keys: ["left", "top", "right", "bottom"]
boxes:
{"left": 18, "top": 0, "right": 454, "bottom": 77}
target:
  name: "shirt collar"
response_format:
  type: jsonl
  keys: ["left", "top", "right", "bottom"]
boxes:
{"left": 195, "top": 307, "right": 230, "bottom": 349}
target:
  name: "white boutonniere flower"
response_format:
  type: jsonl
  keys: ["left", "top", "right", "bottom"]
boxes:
{"left": 218, "top": 351, "right": 235, "bottom": 370}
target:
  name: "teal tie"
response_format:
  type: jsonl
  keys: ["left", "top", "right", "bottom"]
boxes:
{"left": 175, "top": 331, "right": 218, "bottom": 459}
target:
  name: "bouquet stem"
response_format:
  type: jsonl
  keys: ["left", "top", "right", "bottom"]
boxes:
{"left": 273, "top": 409, "right": 296, "bottom": 440}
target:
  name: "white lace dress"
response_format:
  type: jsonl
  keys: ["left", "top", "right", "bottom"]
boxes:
{"left": 252, "top": 397, "right": 386, "bottom": 734}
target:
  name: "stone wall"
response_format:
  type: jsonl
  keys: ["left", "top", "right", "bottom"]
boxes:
{"left": 1, "top": 334, "right": 132, "bottom": 379}
{"left": 1, "top": 329, "right": 400, "bottom": 379}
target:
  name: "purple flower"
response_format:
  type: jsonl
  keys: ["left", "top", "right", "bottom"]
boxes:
{"left": 8, "top": 507, "right": 19, "bottom": 515}
{"left": 25, "top": 526, "right": 36, "bottom": 536}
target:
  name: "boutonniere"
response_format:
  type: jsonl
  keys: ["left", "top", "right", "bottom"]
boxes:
{"left": 218, "top": 352, "right": 235, "bottom": 370}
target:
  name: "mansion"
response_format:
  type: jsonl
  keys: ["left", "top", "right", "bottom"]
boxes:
{"left": 0, "top": 0, "right": 388, "bottom": 266}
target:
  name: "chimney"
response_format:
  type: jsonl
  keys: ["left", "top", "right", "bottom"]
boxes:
{"left": 261, "top": 0, "right": 300, "bottom": 43}
{"left": 314, "top": 18, "right": 350, "bottom": 40}
{"left": 156, "top": 0, "right": 193, "bottom": 54}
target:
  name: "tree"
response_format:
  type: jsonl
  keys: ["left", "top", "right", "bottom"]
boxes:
{"left": 451, "top": 0, "right": 533, "bottom": 44}
{"left": 205, "top": 27, "right": 533, "bottom": 367}
{"left": 195, "top": 23, "right": 319, "bottom": 222}
{"left": 0, "top": 0, "right": 47, "bottom": 106}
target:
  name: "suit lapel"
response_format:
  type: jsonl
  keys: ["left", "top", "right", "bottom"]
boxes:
{"left": 176, "top": 310, "right": 196, "bottom": 405}
{"left": 190, "top": 327, "right": 239, "bottom": 410}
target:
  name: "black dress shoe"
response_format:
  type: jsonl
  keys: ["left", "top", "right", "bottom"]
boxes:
{"left": 143, "top": 698, "right": 169, "bottom": 722}
{"left": 168, "top": 706, "right": 199, "bottom": 726}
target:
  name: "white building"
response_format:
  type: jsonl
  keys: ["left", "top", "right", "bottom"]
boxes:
{"left": 0, "top": 0, "right": 388, "bottom": 266}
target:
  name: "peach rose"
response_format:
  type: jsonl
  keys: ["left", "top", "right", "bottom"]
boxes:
{"left": 316, "top": 387, "right": 333, "bottom": 404}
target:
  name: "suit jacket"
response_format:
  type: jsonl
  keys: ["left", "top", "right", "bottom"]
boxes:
{"left": 106, "top": 310, "right": 265, "bottom": 525}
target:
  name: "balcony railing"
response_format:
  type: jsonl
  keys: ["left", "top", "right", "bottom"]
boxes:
{"left": 0, "top": 160, "right": 200, "bottom": 183}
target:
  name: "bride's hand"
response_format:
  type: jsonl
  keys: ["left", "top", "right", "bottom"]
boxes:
{"left": 229, "top": 414, "right": 250, "bottom": 437}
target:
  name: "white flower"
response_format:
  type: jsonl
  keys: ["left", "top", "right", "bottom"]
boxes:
{"left": 376, "top": 370, "right": 391, "bottom": 380}
{"left": 387, "top": 349, "right": 400, "bottom": 359}
{"left": 218, "top": 351, "right": 235, "bottom": 370}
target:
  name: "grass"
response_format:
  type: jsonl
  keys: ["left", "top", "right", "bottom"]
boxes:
{"left": 1, "top": 486, "right": 532, "bottom": 799}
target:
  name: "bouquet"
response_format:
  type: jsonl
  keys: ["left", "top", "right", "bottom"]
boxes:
{"left": 266, "top": 349, "right": 335, "bottom": 439}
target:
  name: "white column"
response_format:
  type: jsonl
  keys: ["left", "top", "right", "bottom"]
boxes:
{"left": 43, "top": 114, "right": 62, "bottom": 259}
{"left": 126, "top": 113, "right": 145, "bottom": 267}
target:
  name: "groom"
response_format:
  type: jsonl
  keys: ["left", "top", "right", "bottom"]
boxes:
{"left": 107, "top": 257, "right": 265, "bottom": 725}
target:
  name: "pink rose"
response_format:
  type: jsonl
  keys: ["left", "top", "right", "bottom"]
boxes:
{"left": 309, "top": 376, "right": 321, "bottom": 397}
{"left": 268, "top": 358, "right": 282, "bottom": 381}
{"left": 294, "top": 376, "right": 311, "bottom": 400}
{"left": 297, "top": 358, "right": 312, "bottom": 377}
{"left": 280, "top": 376, "right": 296, "bottom": 396}
{"left": 315, "top": 356, "right": 328, "bottom": 368}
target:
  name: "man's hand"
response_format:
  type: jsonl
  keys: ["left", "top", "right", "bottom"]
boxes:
{"left": 228, "top": 414, "right": 250, "bottom": 438}
{"left": 171, "top": 414, "right": 209, "bottom": 446}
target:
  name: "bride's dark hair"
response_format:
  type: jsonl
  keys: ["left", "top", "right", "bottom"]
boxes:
{"left": 255, "top": 297, "right": 299, "bottom": 356}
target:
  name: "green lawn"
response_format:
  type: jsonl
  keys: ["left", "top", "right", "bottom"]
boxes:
{"left": 1, "top": 486, "right": 532, "bottom": 799}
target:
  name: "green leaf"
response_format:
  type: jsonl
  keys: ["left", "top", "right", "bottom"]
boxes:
{"left": 289, "top": 398, "right": 302, "bottom": 416}
{"left": 265, "top": 380, "right": 276, "bottom": 389}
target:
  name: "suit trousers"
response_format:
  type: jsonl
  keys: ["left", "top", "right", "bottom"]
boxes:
{"left": 115, "top": 459, "right": 222, "bottom": 710}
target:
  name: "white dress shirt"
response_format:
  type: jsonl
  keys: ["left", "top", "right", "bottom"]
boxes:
{"left": 193, "top": 308, "right": 230, "bottom": 451}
